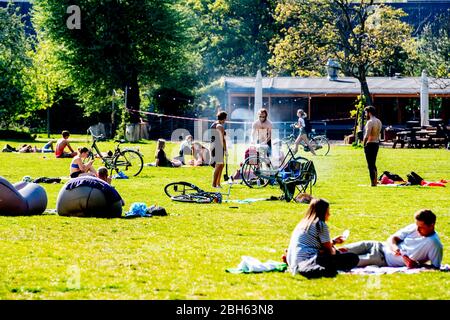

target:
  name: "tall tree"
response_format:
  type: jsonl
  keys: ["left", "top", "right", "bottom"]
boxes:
{"left": 406, "top": 10, "right": 450, "bottom": 79}
{"left": 189, "top": 0, "right": 277, "bottom": 80}
{"left": 270, "top": 0, "right": 413, "bottom": 108}
{"left": 0, "top": 3, "right": 32, "bottom": 127}
{"left": 33, "top": 0, "right": 197, "bottom": 123}
{"left": 24, "top": 38, "right": 70, "bottom": 133}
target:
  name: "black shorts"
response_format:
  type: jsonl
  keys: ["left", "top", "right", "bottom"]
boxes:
{"left": 70, "top": 171, "right": 82, "bottom": 179}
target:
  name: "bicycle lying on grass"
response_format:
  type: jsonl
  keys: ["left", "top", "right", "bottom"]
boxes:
{"left": 88, "top": 131, "right": 144, "bottom": 177}
{"left": 164, "top": 181, "right": 222, "bottom": 203}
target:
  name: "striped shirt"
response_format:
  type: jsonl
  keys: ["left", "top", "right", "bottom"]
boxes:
{"left": 287, "top": 220, "right": 330, "bottom": 275}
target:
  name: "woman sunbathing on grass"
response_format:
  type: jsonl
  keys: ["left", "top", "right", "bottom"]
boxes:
{"left": 70, "top": 147, "right": 96, "bottom": 179}
{"left": 286, "top": 198, "right": 359, "bottom": 278}
{"left": 18, "top": 144, "right": 40, "bottom": 153}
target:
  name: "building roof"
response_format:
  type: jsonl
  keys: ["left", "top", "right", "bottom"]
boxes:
{"left": 224, "top": 76, "right": 450, "bottom": 96}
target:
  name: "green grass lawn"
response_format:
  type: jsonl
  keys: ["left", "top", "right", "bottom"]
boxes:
{"left": 0, "top": 136, "right": 449, "bottom": 299}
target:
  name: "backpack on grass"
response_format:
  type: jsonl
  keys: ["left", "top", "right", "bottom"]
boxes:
{"left": 407, "top": 171, "right": 424, "bottom": 185}
{"left": 378, "top": 171, "right": 404, "bottom": 182}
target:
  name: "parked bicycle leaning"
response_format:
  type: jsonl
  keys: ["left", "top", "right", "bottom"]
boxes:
{"left": 88, "top": 130, "right": 144, "bottom": 177}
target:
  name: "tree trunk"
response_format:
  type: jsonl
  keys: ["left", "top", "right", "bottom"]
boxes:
{"left": 126, "top": 71, "right": 141, "bottom": 124}
{"left": 356, "top": 76, "right": 373, "bottom": 143}
{"left": 359, "top": 78, "right": 372, "bottom": 106}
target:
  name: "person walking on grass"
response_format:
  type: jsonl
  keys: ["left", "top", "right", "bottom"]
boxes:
{"left": 292, "top": 109, "right": 316, "bottom": 156}
{"left": 363, "top": 106, "right": 382, "bottom": 186}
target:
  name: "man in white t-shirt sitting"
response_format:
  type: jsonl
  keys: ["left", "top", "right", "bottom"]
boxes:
{"left": 340, "top": 209, "right": 443, "bottom": 269}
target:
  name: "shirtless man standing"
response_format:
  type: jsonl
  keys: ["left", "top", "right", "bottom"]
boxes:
{"left": 363, "top": 106, "right": 382, "bottom": 186}
{"left": 251, "top": 108, "right": 273, "bottom": 156}
{"left": 55, "top": 130, "right": 77, "bottom": 158}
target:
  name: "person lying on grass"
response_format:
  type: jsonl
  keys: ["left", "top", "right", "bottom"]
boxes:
{"left": 341, "top": 209, "right": 443, "bottom": 269}
{"left": 41, "top": 140, "right": 55, "bottom": 153}
{"left": 18, "top": 144, "right": 40, "bottom": 153}
{"left": 70, "top": 147, "right": 96, "bottom": 179}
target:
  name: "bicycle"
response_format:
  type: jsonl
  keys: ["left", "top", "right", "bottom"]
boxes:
{"left": 240, "top": 139, "right": 317, "bottom": 193}
{"left": 88, "top": 131, "right": 144, "bottom": 177}
{"left": 288, "top": 124, "right": 330, "bottom": 156}
{"left": 164, "top": 181, "right": 222, "bottom": 203}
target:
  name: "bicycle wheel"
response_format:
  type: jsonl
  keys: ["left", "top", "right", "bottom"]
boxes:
{"left": 310, "top": 136, "right": 330, "bottom": 156}
{"left": 170, "top": 194, "right": 213, "bottom": 203}
{"left": 240, "top": 156, "right": 274, "bottom": 188}
{"left": 113, "top": 150, "right": 144, "bottom": 176}
{"left": 164, "top": 181, "right": 204, "bottom": 198}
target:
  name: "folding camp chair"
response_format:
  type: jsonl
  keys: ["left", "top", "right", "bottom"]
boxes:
{"left": 276, "top": 158, "right": 316, "bottom": 202}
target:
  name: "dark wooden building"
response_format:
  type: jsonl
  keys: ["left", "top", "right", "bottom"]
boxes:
{"left": 223, "top": 76, "right": 450, "bottom": 138}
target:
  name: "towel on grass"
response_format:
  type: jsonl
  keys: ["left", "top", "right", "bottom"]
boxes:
{"left": 223, "top": 198, "right": 269, "bottom": 204}
{"left": 339, "top": 264, "right": 450, "bottom": 275}
{"left": 226, "top": 256, "right": 287, "bottom": 274}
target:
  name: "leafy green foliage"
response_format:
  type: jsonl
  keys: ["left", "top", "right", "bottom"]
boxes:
{"left": 33, "top": 0, "right": 198, "bottom": 123}
{"left": 24, "top": 38, "right": 70, "bottom": 116}
{"left": 189, "top": 0, "right": 277, "bottom": 79}
{"left": 0, "top": 3, "right": 33, "bottom": 127}
{"left": 270, "top": 0, "right": 413, "bottom": 105}
{"left": 406, "top": 13, "right": 450, "bottom": 79}
{"left": 350, "top": 94, "right": 366, "bottom": 144}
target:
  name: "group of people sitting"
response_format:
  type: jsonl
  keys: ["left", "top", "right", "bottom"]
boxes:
{"left": 286, "top": 198, "right": 443, "bottom": 278}
{"left": 153, "top": 135, "right": 211, "bottom": 168}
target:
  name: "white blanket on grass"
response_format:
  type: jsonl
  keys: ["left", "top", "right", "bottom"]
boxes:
{"left": 339, "top": 264, "right": 450, "bottom": 275}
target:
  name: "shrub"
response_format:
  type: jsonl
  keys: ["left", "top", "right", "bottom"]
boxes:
{"left": 0, "top": 130, "right": 35, "bottom": 141}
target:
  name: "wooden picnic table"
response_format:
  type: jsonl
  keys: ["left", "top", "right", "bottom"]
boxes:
{"left": 393, "top": 126, "right": 447, "bottom": 149}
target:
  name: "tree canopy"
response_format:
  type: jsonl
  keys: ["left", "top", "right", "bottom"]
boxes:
{"left": 270, "top": 0, "right": 413, "bottom": 106}
{"left": 33, "top": 0, "right": 198, "bottom": 123}
{"left": 0, "top": 3, "right": 32, "bottom": 127}
{"left": 189, "top": 0, "right": 277, "bottom": 80}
